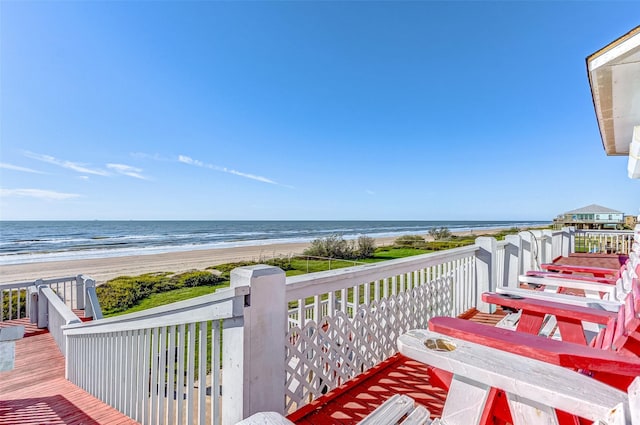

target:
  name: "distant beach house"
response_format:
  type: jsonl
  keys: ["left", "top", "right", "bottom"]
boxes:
{"left": 553, "top": 204, "right": 625, "bottom": 229}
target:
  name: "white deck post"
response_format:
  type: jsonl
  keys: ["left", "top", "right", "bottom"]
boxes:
{"left": 503, "top": 235, "right": 521, "bottom": 289}
{"left": 28, "top": 286, "right": 39, "bottom": 324}
{"left": 561, "top": 227, "right": 572, "bottom": 257}
{"left": 629, "top": 377, "right": 640, "bottom": 425}
{"left": 75, "top": 275, "right": 85, "bottom": 310}
{"left": 84, "top": 278, "right": 95, "bottom": 318}
{"left": 223, "top": 265, "right": 287, "bottom": 424}
{"left": 475, "top": 237, "right": 497, "bottom": 313}
{"left": 541, "top": 230, "right": 553, "bottom": 264}
{"left": 552, "top": 230, "right": 563, "bottom": 259}
{"left": 36, "top": 281, "right": 48, "bottom": 329}
{"left": 519, "top": 231, "right": 538, "bottom": 272}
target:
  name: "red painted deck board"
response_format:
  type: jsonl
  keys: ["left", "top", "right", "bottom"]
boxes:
{"left": 0, "top": 319, "right": 138, "bottom": 425}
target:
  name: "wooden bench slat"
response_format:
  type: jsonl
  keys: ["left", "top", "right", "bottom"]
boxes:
{"left": 428, "top": 316, "right": 640, "bottom": 378}
{"left": 402, "top": 405, "right": 432, "bottom": 425}
{"left": 398, "top": 329, "right": 630, "bottom": 423}
{"left": 358, "top": 394, "right": 415, "bottom": 425}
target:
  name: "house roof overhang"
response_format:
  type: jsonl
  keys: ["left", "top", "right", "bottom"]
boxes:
{"left": 587, "top": 26, "right": 640, "bottom": 178}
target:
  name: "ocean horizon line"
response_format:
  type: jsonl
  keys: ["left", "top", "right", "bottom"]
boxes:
{"left": 0, "top": 220, "right": 550, "bottom": 266}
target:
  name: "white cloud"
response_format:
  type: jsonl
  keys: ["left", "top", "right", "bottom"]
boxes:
{"left": 178, "top": 155, "right": 204, "bottom": 167}
{"left": 107, "top": 163, "right": 148, "bottom": 180}
{"left": 23, "top": 151, "right": 109, "bottom": 176}
{"left": 0, "top": 188, "right": 81, "bottom": 200}
{"left": 131, "top": 152, "right": 168, "bottom": 161}
{"left": 178, "top": 154, "right": 281, "bottom": 185}
{"left": 366, "top": 190, "right": 376, "bottom": 195}
{"left": 0, "top": 163, "right": 45, "bottom": 174}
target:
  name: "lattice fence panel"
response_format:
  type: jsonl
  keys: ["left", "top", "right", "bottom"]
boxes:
{"left": 284, "top": 276, "right": 453, "bottom": 411}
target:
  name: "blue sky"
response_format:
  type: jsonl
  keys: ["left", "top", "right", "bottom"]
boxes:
{"left": 1, "top": 1, "right": 638, "bottom": 221}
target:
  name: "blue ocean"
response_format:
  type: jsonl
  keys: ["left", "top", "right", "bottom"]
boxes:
{"left": 0, "top": 220, "right": 547, "bottom": 265}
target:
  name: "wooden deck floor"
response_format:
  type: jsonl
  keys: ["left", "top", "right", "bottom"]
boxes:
{"left": 0, "top": 318, "right": 138, "bottom": 425}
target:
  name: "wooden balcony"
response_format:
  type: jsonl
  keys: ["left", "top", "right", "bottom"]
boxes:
{"left": 0, "top": 228, "right": 637, "bottom": 425}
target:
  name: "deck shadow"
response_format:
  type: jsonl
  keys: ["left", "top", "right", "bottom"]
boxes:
{"left": 0, "top": 395, "right": 100, "bottom": 425}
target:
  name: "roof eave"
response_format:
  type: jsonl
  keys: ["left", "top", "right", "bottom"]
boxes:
{"left": 586, "top": 26, "right": 640, "bottom": 157}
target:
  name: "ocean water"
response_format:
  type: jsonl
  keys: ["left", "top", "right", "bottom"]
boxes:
{"left": 0, "top": 220, "right": 547, "bottom": 265}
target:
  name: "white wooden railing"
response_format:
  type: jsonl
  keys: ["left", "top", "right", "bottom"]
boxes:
{"left": 286, "top": 245, "right": 478, "bottom": 326}
{"left": 1, "top": 275, "right": 94, "bottom": 323}
{"left": 283, "top": 244, "right": 482, "bottom": 411}
{"left": 63, "top": 286, "right": 249, "bottom": 425}
{"left": 575, "top": 229, "right": 635, "bottom": 254}
{"left": 36, "top": 275, "right": 86, "bottom": 310}
{"left": 39, "top": 286, "right": 81, "bottom": 355}
{"left": 0, "top": 281, "right": 31, "bottom": 321}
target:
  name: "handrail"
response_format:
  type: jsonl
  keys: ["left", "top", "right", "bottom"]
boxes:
{"left": 40, "top": 286, "right": 80, "bottom": 355}
{"left": 84, "top": 286, "right": 103, "bottom": 320}
{"left": 64, "top": 285, "right": 249, "bottom": 333}
{"left": 40, "top": 276, "right": 81, "bottom": 285}
{"left": 0, "top": 281, "right": 36, "bottom": 290}
{"left": 285, "top": 245, "right": 477, "bottom": 301}
{"left": 41, "top": 287, "right": 81, "bottom": 324}
{"left": 575, "top": 229, "right": 634, "bottom": 234}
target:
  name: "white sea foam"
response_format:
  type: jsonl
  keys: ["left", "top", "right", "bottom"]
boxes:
{"left": 0, "top": 221, "right": 548, "bottom": 266}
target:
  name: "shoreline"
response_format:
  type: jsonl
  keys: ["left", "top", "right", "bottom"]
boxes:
{"left": 0, "top": 226, "right": 541, "bottom": 285}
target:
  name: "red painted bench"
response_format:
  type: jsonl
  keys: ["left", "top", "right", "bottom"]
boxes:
{"left": 483, "top": 292, "right": 618, "bottom": 346}
{"left": 525, "top": 270, "right": 618, "bottom": 285}
{"left": 540, "top": 263, "right": 621, "bottom": 278}
{"left": 428, "top": 316, "right": 640, "bottom": 392}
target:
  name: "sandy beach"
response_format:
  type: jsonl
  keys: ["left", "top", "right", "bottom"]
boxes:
{"left": 0, "top": 227, "right": 524, "bottom": 285}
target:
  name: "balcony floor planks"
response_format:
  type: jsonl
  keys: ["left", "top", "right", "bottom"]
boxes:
{"left": 0, "top": 325, "right": 138, "bottom": 425}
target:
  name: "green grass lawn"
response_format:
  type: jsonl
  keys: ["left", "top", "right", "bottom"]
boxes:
{"left": 108, "top": 284, "right": 230, "bottom": 316}
{"left": 104, "top": 227, "right": 539, "bottom": 317}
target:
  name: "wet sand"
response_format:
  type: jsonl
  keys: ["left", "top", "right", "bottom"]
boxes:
{"left": 0, "top": 227, "right": 520, "bottom": 285}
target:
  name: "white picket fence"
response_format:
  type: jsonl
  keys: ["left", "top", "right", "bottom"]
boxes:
{"left": 575, "top": 229, "right": 635, "bottom": 254}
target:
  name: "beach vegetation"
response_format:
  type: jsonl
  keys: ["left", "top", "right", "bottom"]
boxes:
{"left": 97, "top": 270, "right": 224, "bottom": 315}
{"left": 207, "top": 261, "right": 255, "bottom": 278}
{"left": 304, "top": 234, "right": 353, "bottom": 259}
{"left": 303, "top": 234, "right": 377, "bottom": 260}
{"left": 369, "top": 247, "right": 429, "bottom": 260}
{"left": 264, "top": 256, "right": 295, "bottom": 271}
{"left": 2, "top": 289, "right": 27, "bottom": 320}
{"left": 393, "top": 235, "right": 426, "bottom": 248}
{"left": 356, "top": 235, "right": 376, "bottom": 258}
{"left": 428, "top": 227, "right": 452, "bottom": 240}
